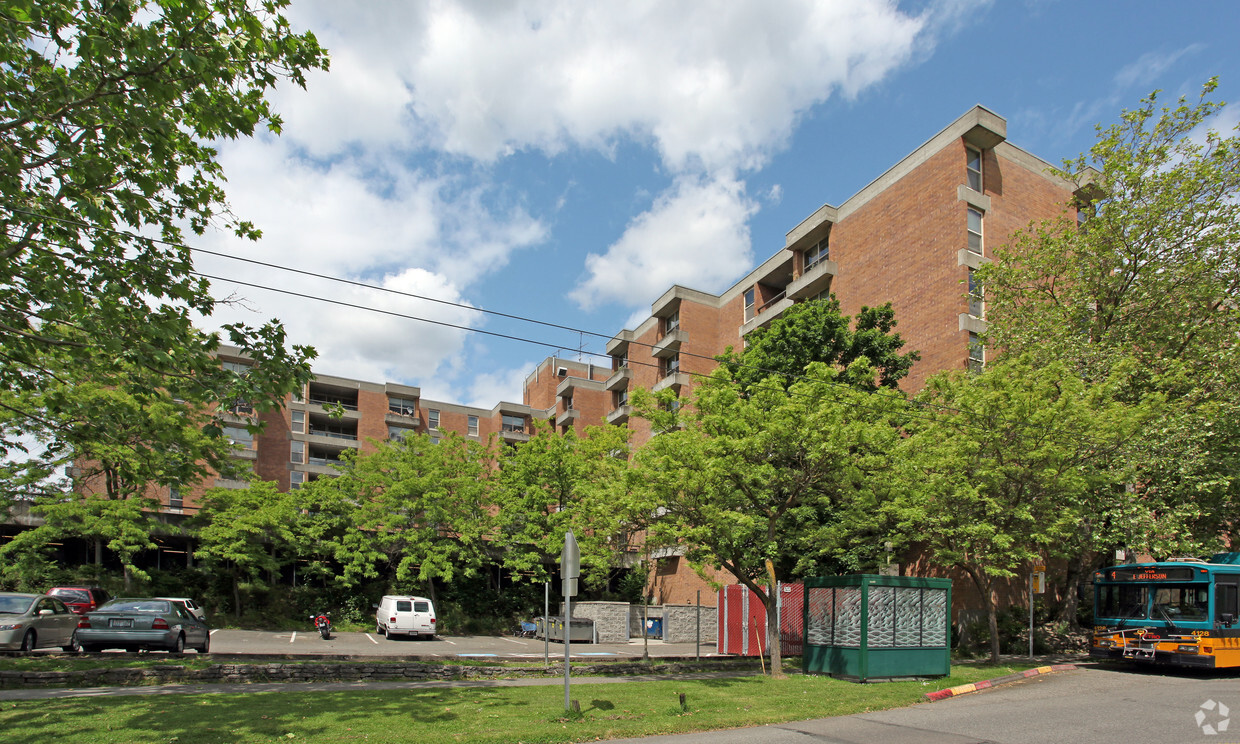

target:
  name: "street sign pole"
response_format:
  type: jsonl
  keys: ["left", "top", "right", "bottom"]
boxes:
{"left": 561, "top": 530, "right": 580, "bottom": 711}
{"left": 544, "top": 581, "right": 549, "bottom": 666}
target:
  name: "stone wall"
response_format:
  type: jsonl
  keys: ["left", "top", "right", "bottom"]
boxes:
{"left": 663, "top": 604, "right": 717, "bottom": 645}
{"left": 568, "top": 601, "right": 631, "bottom": 643}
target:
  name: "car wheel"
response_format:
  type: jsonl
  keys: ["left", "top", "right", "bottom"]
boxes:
{"left": 19, "top": 630, "right": 35, "bottom": 654}
{"left": 376, "top": 624, "right": 385, "bottom": 636}
{"left": 196, "top": 632, "right": 210, "bottom": 654}
{"left": 62, "top": 632, "right": 82, "bottom": 654}
{"left": 171, "top": 633, "right": 185, "bottom": 653}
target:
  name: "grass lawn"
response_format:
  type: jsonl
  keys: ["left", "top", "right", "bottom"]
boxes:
{"left": 0, "top": 664, "right": 1032, "bottom": 743}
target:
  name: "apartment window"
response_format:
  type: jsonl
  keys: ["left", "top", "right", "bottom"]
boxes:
{"left": 967, "top": 207, "right": 983, "bottom": 255}
{"left": 744, "top": 287, "right": 756, "bottom": 322}
{"left": 664, "top": 353, "right": 680, "bottom": 376}
{"left": 804, "top": 237, "right": 829, "bottom": 270}
{"left": 290, "top": 471, "right": 305, "bottom": 489}
{"left": 429, "top": 435, "right": 440, "bottom": 445}
{"left": 389, "top": 396, "right": 417, "bottom": 416}
{"left": 468, "top": 415, "right": 479, "bottom": 436}
{"left": 612, "top": 353, "right": 628, "bottom": 370}
{"left": 614, "top": 389, "right": 628, "bottom": 408}
{"left": 169, "top": 487, "right": 182, "bottom": 510}
{"left": 665, "top": 308, "right": 680, "bottom": 333}
{"left": 427, "top": 409, "right": 440, "bottom": 429}
{"left": 221, "top": 361, "right": 251, "bottom": 375}
{"left": 388, "top": 425, "right": 411, "bottom": 442}
{"left": 502, "top": 414, "right": 525, "bottom": 433}
{"left": 291, "top": 410, "right": 305, "bottom": 434}
{"left": 229, "top": 398, "right": 254, "bottom": 416}
{"left": 564, "top": 396, "right": 574, "bottom": 411}
{"left": 968, "top": 332, "right": 985, "bottom": 373}
{"left": 966, "top": 146, "right": 982, "bottom": 192}
{"left": 290, "top": 440, "right": 305, "bottom": 465}
{"left": 968, "top": 269, "right": 984, "bottom": 318}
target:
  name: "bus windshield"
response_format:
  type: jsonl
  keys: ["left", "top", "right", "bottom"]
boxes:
{"left": 1098, "top": 584, "right": 1149, "bottom": 620}
{"left": 1152, "top": 585, "right": 1209, "bottom": 623}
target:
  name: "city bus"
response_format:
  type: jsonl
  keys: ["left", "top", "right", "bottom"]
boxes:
{"left": 1092, "top": 554, "right": 1240, "bottom": 669}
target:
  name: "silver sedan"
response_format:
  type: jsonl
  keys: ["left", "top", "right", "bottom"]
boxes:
{"left": 0, "top": 593, "right": 79, "bottom": 653}
{"left": 76, "top": 598, "right": 210, "bottom": 653}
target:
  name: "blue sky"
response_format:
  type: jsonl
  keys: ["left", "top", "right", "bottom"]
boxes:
{"left": 195, "top": 0, "right": 1240, "bottom": 408}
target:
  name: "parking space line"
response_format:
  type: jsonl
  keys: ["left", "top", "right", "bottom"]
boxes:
{"left": 364, "top": 634, "right": 378, "bottom": 644}
{"left": 209, "top": 629, "right": 218, "bottom": 636}
{"left": 498, "top": 637, "right": 526, "bottom": 645}
{"left": 443, "top": 639, "right": 456, "bottom": 645}
{"left": 289, "top": 631, "right": 297, "bottom": 643}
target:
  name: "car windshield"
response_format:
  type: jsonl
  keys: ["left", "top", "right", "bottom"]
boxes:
{"left": 49, "top": 589, "right": 90, "bottom": 603}
{"left": 102, "top": 600, "right": 171, "bottom": 613}
{"left": 1153, "top": 585, "right": 1210, "bottom": 623}
{"left": 0, "top": 595, "right": 35, "bottom": 614}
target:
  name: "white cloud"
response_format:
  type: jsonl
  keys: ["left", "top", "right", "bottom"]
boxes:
{"left": 569, "top": 175, "right": 758, "bottom": 310}
{"left": 1114, "top": 45, "right": 1205, "bottom": 91}
{"left": 461, "top": 363, "right": 539, "bottom": 409}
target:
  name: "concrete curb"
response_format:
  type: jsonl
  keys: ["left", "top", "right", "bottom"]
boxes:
{"left": 924, "top": 664, "right": 1077, "bottom": 702}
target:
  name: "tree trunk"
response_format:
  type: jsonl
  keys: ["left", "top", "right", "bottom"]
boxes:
{"left": 1054, "top": 553, "right": 1088, "bottom": 625}
{"left": 233, "top": 569, "right": 242, "bottom": 620}
{"left": 426, "top": 576, "right": 438, "bottom": 606}
{"left": 765, "top": 590, "right": 783, "bottom": 676}
{"left": 987, "top": 583, "right": 1001, "bottom": 664}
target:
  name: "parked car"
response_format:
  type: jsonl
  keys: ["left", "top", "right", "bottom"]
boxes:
{"left": 76, "top": 598, "right": 210, "bottom": 653}
{"left": 46, "top": 586, "right": 112, "bottom": 615}
{"left": 157, "top": 597, "right": 206, "bottom": 622}
{"left": 374, "top": 595, "right": 436, "bottom": 640}
{"left": 0, "top": 593, "right": 79, "bottom": 653}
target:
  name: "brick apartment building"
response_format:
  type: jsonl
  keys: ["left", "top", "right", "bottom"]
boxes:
{"left": 134, "top": 104, "right": 1081, "bottom": 603}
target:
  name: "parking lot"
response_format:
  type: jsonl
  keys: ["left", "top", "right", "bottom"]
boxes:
{"left": 208, "top": 629, "right": 719, "bottom": 659}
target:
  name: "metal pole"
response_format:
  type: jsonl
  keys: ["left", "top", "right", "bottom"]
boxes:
{"left": 564, "top": 590, "right": 572, "bottom": 710}
{"left": 1028, "top": 572, "right": 1034, "bottom": 659}
{"left": 544, "top": 581, "right": 549, "bottom": 666}
{"left": 696, "top": 590, "right": 701, "bottom": 660}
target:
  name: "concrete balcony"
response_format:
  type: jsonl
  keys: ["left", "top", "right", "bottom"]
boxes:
{"left": 606, "top": 405, "right": 633, "bottom": 425}
{"left": 787, "top": 258, "right": 838, "bottom": 300}
{"left": 652, "top": 372, "right": 692, "bottom": 393}
{"left": 606, "top": 330, "right": 634, "bottom": 357}
{"left": 739, "top": 295, "right": 794, "bottom": 337}
{"left": 384, "top": 412, "right": 421, "bottom": 428}
{"left": 556, "top": 375, "right": 605, "bottom": 398}
{"left": 555, "top": 408, "right": 580, "bottom": 427}
{"left": 651, "top": 329, "right": 688, "bottom": 358}
{"left": 500, "top": 428, "right": 531, "bottom": 443}
{"left": 605, "top": 366, "right": 632, "bottom": 391}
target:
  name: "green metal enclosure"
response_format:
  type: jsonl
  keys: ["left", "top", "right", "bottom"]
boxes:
{"left": 802, "top": 574, "right": 952, "bottom": 682}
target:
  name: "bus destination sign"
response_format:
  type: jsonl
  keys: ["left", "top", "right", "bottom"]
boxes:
{"left": 1107, "top": 567, "right": 1197, "bottom": 582}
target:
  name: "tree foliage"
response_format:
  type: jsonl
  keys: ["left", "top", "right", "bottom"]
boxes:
{"left": 634, "top": 362, "right": 911, "bottom": 674}
{"left": 194, "top": 480, "right": 297, "bottom": 617}
{"left": 719, "top": 297, "right": 920, "bottom": 392}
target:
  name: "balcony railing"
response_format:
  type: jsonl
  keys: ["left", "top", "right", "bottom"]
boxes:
{"left": 308, "top": 397, "right": 359, "bottom": 411}
{"left": 308, "top": 428, "right": 358, "bottom": 441}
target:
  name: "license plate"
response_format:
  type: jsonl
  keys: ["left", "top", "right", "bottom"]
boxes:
{"left": 109, "top": 618, "right": 133, "bottom": 628}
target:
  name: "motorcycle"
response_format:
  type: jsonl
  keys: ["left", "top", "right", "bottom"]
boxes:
{"left": 310, "top": 611, "right": 332, "bottom": 640}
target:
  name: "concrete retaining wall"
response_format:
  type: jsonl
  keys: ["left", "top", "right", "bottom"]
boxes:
{"left": 663, "top": 604, "right": 717, "bottom": 644}
{"left": 569, "top": 601, "right": 631, "bottom": 643}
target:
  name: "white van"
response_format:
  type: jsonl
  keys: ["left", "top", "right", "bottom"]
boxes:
{"left": 375, "top": 595, "right": 436, "bottom": 640}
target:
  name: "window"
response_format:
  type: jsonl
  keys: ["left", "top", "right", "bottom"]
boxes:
{"left": 290, "top": 441, "right": 305, "bottom": 464}
{"left": 744, "top": 287, "right": 756, "bottom": 322}
{"left": 614, "top": 389, "right": 628, "bottom": 408}
{"left": 966, "top": 146, "right": 982, "bottom": 191}
{"left": 291, "top": 410, "right": 305, "bottom": 433}
{"left": 223, "top": 425, "right": 253, "bottom": 449}
{"left": 427, "top": 409, "right": 440, "bottom": 429}
{"left": 388, "top": 426, "right": 412, "bottom": 441}
{"left": 665, "top": 308, "right": 679, "bottom": 333}
{"left": 290, "top": 471, "right": 305, "bottom": 489}
{"left": 968, "top": 332, "right": 984, "bottom": 373}
{"left": 221, "top": 361, "right": 251, "bottom": 375}
{"left": 967, "top": 207, "right": 983, "bottom": 255}
{"left": 968, "top": 269, "right": 983, "bottom": 318}
{"left": 429, "top": 435, "right": 440, "bottom": 445}
{"left": 468, "top": 415, "right": 479, "bottom": 436}
{"left": 389, "top": 396, "right": 417, "bottom": 416}
{"left": 804, "top": 237, "right": 829, "bottom": 270}
{"left": 612, "top": 353, "right": 627, "bottom": 370}
{"left": 169, "top": 487, "right": 182, "bottom": 510}
{"left": 502, "top": 414, "right": 525, "bottom": 433}
{"left": 564, "top": 396, "right": 574, "bottom": 411}
{"left": 664, "top": 353, "right": 680, "bottom": 376}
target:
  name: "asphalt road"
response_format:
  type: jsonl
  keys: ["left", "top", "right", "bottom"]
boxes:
{"left": 82, "top": 628, "right": 721, "bottom": 660}
{"left": 605, "top": 664, "right": 1240, "bottom": 744}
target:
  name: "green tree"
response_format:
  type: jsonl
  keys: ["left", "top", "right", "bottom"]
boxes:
{"left": 634, "top": 361, "right": 910, "bottom": 676}
{"left": 492, "top": 422, "right": 634, "bottom": 590}
{"left": 0, "top": 0, "right": 326, "bottom": 462}
{"left": 193, "top": 480, "right": 297, "bottom": 618}
{"left": 299, "top": 433, "right": 493, "bottom": 604}
{"left": 719, "top": 297, "right": 920, "bottom": 392}
{"left": 901, "top": 358, "right": 1147, "bottom": 662}
{"left": 978, "top": 78, "right": 1240, "bottom": 555}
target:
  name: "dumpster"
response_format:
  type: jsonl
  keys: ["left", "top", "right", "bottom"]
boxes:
{"left": 802, "top": 574, "right": 951, "bottom": 682}
{"left": 644, "top": 617, "right": 663, "bottom": 638}
{"left": 539, "top": 616, "right": 594, "bottom": 643}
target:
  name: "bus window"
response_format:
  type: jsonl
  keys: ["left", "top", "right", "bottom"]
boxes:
{"left": 1216, "top": 576, "right": 1240, "bottom": 625}
{"left": 1098, "top": 585, "right": 1148, "bottom": 620}
{"left": 1152, "top": 586, "right": 1209, "bottom": 622}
